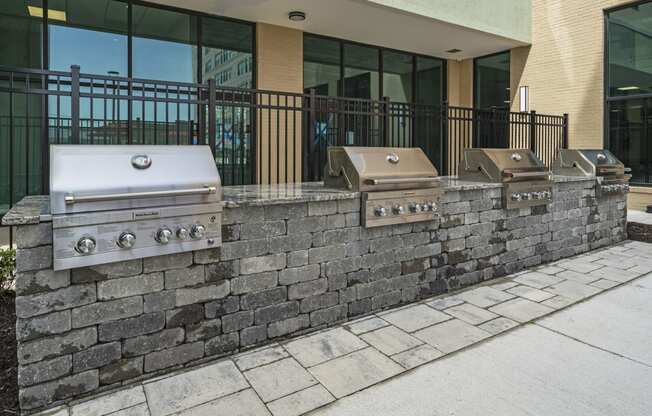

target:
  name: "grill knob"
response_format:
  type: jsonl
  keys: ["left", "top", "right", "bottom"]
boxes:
{"left": 155, "top": 227, "right": 172, "bottom": 244}
{"left": 393, "top": 205, "right": 405, "bottom": 215}
{"left": 375, "top": 207, "right": 388, "bottom": 217}
{"left": 511, "top": 193, "right": 522, "bottom": 202}
{"left": 117, "top": 232, "right": 136, "bottom": 249}
{"left": 190, "top": 224, "right": 206, "bottom": 239}
{"left": 425, "top": 201, "right": 437, "bottom": 212}
{"left": 410, "top": 203, "right": 423, "bottom": 213}
{"left": 624, "top": 184, "right": 630, "bottom": 192}
{"left": 76, "top": 237, "right": 96, "bottom": 255}
{"left": 544, "top": 190, "right": 552, "bottom": 199}
{"left": 176, "top": 227, "right": 190, "bottom": 240}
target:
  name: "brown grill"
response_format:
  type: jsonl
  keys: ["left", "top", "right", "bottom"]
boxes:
{"left": 324, "top": 147, "right": 442, "bottom": 227}
{"left": 552, "top": 149, "right": 631, "bottom": 197}
{"left": 458, "top": 148, "right": 553, "bottom": 209}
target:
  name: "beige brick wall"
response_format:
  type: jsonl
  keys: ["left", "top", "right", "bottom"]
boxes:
{"left": 447, "top": 59, "right": 473, "bottom": 107}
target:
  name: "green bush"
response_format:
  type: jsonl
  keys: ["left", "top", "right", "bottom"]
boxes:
{"left": 0, "top": 247, "right": 16, "bottom": 292}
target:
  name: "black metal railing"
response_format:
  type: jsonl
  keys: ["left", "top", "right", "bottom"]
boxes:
{"left": 0, "top": 64, "right": 569, "bottom": 245}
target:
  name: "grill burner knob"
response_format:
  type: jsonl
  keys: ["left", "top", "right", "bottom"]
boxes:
{"left": 117, "top": 232, "right": 136, "bottom": 249}
{"left": 410, "top": 203, "right": 423, "bottom": 213}
{"left": 544, "top": 190, "right": 552, "bottom": 199}
{"left": 155, "top": 227, "right": 173, "bottom": 244}
{"left": 511, "top": 193, "right": 522, "bottom": 202}
{"left": 190, "top": 224, "right": 206, "bottom": 239}
{"left": 176, "top": 227, "right": 190, "bottom": 240}
{"left": 76, "top": 237, "right": 96, "bottom": 255}
{"left": 425, "top": 201, "right": 437, "bottom": 212}
{"left": 375, "top": 207, "right": 388, "bottom": 217}
{"left": 393, "top": 205, "right": 405, "bottom": 215}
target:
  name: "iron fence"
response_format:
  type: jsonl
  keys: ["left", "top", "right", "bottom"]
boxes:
{"left": 0, "top": 64, "right": 568, "bottom": 246}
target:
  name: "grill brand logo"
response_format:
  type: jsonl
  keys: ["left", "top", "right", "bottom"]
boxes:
{"left": 133, "top": 210, "right": 160, "bottom": 220}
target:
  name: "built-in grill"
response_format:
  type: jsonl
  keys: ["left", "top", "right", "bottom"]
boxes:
{"left": 552, "top": 149, "right": 631, "bottom": 197}
{"left": 50, "top": 145, "right": 223, "bottom": 270}
{"left": 458, "top": 148, "right": 553, "bottom": 209}
{"left": 324, "top": 147, "right": 442, "bottom": 227}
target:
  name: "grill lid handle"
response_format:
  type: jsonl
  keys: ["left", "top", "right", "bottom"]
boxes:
{"left": 64, "top": 186, "right": 217, "bottom": 205}
{"left": 502, "top": 170, "right": 551, "bottom": 180}
{"left": 369, "top": 177, "right": 439, "bottom": 185}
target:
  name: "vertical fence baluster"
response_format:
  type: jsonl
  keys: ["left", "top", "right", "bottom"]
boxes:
{"left": 71, "top": 65, "right": 80, "bottom": 144}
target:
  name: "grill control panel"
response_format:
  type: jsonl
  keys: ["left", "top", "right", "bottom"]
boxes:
{"left": 504, "top": 181, "right": 553, "bottom": 209}
{"left": 597, "top": 181, "right": 630, "bottom": 197}
{"left": 363, "top": 188, "right": 442, "bottom": 228}
{"left": 52, "top": 203, "right": 222, "bottom": 271}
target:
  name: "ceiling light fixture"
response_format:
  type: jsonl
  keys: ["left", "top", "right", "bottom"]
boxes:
{"left": 617, "top": 86, "right": 640, "bottom": 91}
{"left": 27, "top": 5, "right": 67, "bottom": 22}
{"left": 288, "top": 11, "right": 306, "bottom": 22}
{"left": 446, "top": 48, "right": 462, "bottom": 54}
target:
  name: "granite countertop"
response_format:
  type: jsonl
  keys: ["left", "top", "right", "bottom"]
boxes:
{"left": 438, "top": 177, "right": 503, "bottom": 190}
{"left": 1, "top": 196, "right": 52, "bottom": 226}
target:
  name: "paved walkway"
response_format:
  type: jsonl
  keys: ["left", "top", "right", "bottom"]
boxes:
{"left": 37, "top": 241, "right": 652, "bottom": 416}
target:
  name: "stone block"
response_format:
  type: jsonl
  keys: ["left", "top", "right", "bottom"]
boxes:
{"left": 254, "top": 301, "right": 299, "bottom": 325}
{"left": 349, "top": 299, "right": 372, "bottom": 316}
{"left": 324, "top": 257, "right": 362, "bottom": 276}
{"left": 85, "top": 260, "right": 143, "bottom": 280}
{"left": 15, "top": 269, "right": 70, "bottom": 296}
{"left": 372, "top": 290, "right": 402, "bottom": 310}
{"left": 345, "top": 212, "right": 361, "bottom": 227}
{"left": 310, "top": 304, "right": 347, "bottom": 327}
{"left": 186, "top": 319, "right": 222, "bottom": 342}
{"left": 241, "top": 287, "right": 287, "bottom": 310}
{"left": 240, "top": 325, "right": 267, "bottom": 346}
{"left": 287, "top": 216, "right": 327, "bottom": 234}
{"left": 99, "top": 357, "right": 143, "bottom": 385}
{"left": 166, "top": 305, "right": 204, "bottom": 328}
{"left": 289, "top": 278, "right": 328, "bottom": 300}
{"left": 241, "top": 220, "right": 286, "bottom": 240}
{"left": 309, "top": 245, "right": 346, "bottom": 264}
{"left": 220, "top": 239, "right": 269, "bottom": 261}
{"left": 18, "top": 327, "right": 97, "bottom": 365}
{"left": 16, "top": 284, "right": 96, "bottom": 319}
{"left": 143, "top": 290, "right": 176, "bottom": 313}
{"left": 98, "top": 312, "right": 165, "bottom": 342}
{"left": 205, "top": 260, "right": 239, "bottom": 283}
{"left": 18, "top": 355, "right": 71, "bottom": 387}
{"left": 265, "top": 203, "right": 308, "bottom": 220}
{"left": 19, "top": 370, "right": 98, "bottom": 410}
{"left": 143, "top": 252, "right": 193, "bottom": 273}
{"left": 205, "top": 296, "right": 240, "bottom": 319}
{"left": 72, "top": 342, "right": 121, "bottom": 372}
{"left": 328, "top": 274, "right": 348, "bottom": 291}
{"left": 72, "top": 297, "right": 143, "bottom": 328}
{"left": 309, "top": 201, "right": 338, "bottom": 216}
{"left": 337, "top": 198, "right": 361, "bottom": 213}
{"left": 279, "top": 264, "right": 321, "bottom": 285}
{"left": 98, "top": 273, "right": 163, "bottom": 300}
{"left": 15, "top": 223, "right": 52, "bottom": 249}
{"left": 231, "top": 271, "right": 278, "bottom": 295}
{"left": 300, "top": 292, "right": 339, "bottom": 313}
{"left": 193, "top": 248, "right": 221, "bottom": 264}
{"left": 205, "top": 332, "right": 239, "bottom": 356}
{"left": 123, "top": 328, "right": 185, "bottom": 357}
{"left": 144, "top": 342, "right": 204, "bottom": 373}
{"left": 344, "top": 240, "right": 370, "bottom": 258}
{"left": 268, "top": 315, "right": 311, "bottom": 338}
{"left": 16, "top": 246, "right": 52, "bottom": 272}
{"left": 269, "top": 233, "right": 313, "bottom": 253}
{"left": 287, "top": 250, "right": 309, "bottom": 267}
{"left": 175, "top": 281, "right": 230, "bottom": 306}
{"left": 221, "top": 224, "right": 240, "bottom": 242}
{"left": 16, "top": 310, "right": 71, "bottom": 341}
{"left": 222, "top": 310, "right": 254, "bottom": 333}
{"left": 165, "top": 265, "right": 205, "bottom": 289}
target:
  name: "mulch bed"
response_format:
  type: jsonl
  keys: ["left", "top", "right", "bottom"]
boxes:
{"left": 0, "top": 292, "right": 18, "bottom": 415}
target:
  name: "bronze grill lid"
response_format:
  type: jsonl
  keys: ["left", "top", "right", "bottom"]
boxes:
{"left": 324, "top": 147, "right": 440, "bottom": 192}
{"left": 458, "top": 148, "right": 551, "bottom": 183}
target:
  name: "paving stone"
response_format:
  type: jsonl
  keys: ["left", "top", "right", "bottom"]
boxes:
{"left": 284, "top": 327, "right": 367, "bottom": 367}
{"left": 507, "top": 285, "right": 556, "bottom": 302}
{"left": 489, "top": 298, "right": 555, "bottom": 323}
{"left": 591, "top": 279, "right": 621, "bottom": 289}
{"left": 444, "top": 303, "right": 499, "bottom": 325}
{"left": 106, "top": 403, "right": 149, "bottom": 416}
{"left": 544, "top": 280, "right": 602, "bottom": 301}
{"left": 97, "top": 273, "right": 163, "bottom": 300}
{"left": 587, "top": 266, "right": 641, "bottom": 283}
{"left": 144, "top": 360, "right": 249, "bottom": 416}
{"left": 425, "top": 296, "right": 464, "bottom": 310}
{"left": 244, "top": 358, "right": 317, "bottom": 402}
{"left": 414, "top": 319, "right": 491, "bottom": 353}
{"left": 536, "top": 266, "right": 565, "bottom": 275}
{"left": 16, "top": 246, "right": 53, "bottom": 272}
{"left": 381, "top": 304, "right": 450, "bottom": 332}
{"left": 478, "top": 317, "right": 520, "bottom": 335}
{"left": 241, "top": 287, "right": 288, "bottom": 310}
{"left": 390, "top": 344, "right": 443, "bottom": 369}
{"left": 490, "top": 281, "right": 519, "bottom": 291}
{"left": 175, "top": 388, "right": 270, "bottom": 416}
{"left": 557, "top": 260, "right": 603, "bottom": 273}
{"left": 455, "top": 286, "right": 515, "bottom": 308}
{"left": 541, "top": 295, "right": 576, "bottom": 309}
{"left": 267, "top": 384, "right": 334, "bottom": 416}
{"left": 234, "top": 345, "right": 289, "bottom": 371}
{"left": 344, "top": 317, "right": 389, "bottom": 335}
{"left": 15, "top": 222, "right": 52, "bottom": 248}
{"left": 360, "top": 325, "right": 422, "bottom": 355}
{"left": 308, "top": 347, "right": 403, "bottom": 398}
{"left": 556, "top": 270, "right": 599, "bottom": 285}
{"left": 513, "top": 272, "right": 565, "bottom": 289}
{"left": 255, "top": 302, "right": 299, "bottom": 325}
{"left": 70, "top": 386, "right": 145, "bottom": 416}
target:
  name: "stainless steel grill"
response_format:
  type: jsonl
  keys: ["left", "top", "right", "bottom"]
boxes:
{"left": 458, "top": 148, "right": 553, "bottom": 209}
{"left": 552, "top": 149, "right": 631, "bottom": 197}
{"left": 50, "top": 145, "right": 223, "bottom": 270}
{"left": 324, "top": 147, "right": 442, "bottom": 227}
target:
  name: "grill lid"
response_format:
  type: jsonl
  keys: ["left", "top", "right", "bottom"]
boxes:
{"left": 50, "top": 145, "right": 221, "bottom": 214}
{"left": 552, "top": 149, "right": 629, "bottom": 178}
{"left": 458, "top": 149, "right": 550, "bottom": 183}
{"left": 324, "top": 147, "right": 440, "bottom": 192}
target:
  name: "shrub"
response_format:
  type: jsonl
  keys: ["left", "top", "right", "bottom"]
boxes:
{"left": 0, "top": 247, "right": 16, "bottom": 293}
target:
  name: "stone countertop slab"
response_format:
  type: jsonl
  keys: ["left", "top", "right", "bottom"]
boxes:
{"left": 2, "top": 196, "right": 51, "bottom": 226}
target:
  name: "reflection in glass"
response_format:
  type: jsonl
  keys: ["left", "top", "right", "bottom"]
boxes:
{"left": 344, "top": 43, "right": 379, "bottom": 100}
{"left": 416, "top": 57, "right": 443, "bottom": 106}
{"left": 0, "top": 0, "right": 43, "bottom": 68}
{"left": 608, "top": 2, "right": 652, "bottom": 97}
{"left": 475, "top": 52, "right": 510, "bottom": 109}
{"left": 304, "top": 36, "right": 341, "bottom": 96}
{"left": 383, "top": 51, "right": 413, "bottom": 102}
{"left": 609, "top": 99, "right": 652, "bottom": 185}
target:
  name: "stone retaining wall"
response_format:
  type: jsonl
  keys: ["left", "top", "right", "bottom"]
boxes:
{"left": 12, "top": 179, "right": 627, "bottom": 411}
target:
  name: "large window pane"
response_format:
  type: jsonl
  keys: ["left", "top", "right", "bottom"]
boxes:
{"left": 132, "top": 5, "right": 197, "bottom": 82}
{"left": 609, "top": 99, "right": 652, "bottom": 184}
{"left": 48, "top": 0, "right": 127, "bottom": 76}
{"left": 416, "top": 57, "right": 443, "bottom": 106}
{"left": 202, "top": 17, "right": 253, "bottom": 88}
{"left": 344, "top": 43, "right": 379, "bottom": 100}
{"left": 0, "top": 0, "right": 43, "bottom": 68}
{"left": 475, "top": 52, "right": 510, "bottom": 109}
{"left": 608, "top": 3, "right": 652, "bottom": 97}
{"left": 304, "top": 36, "right": 341, "bottom": 95}
{"left": 383, "top": 51, "right": 412, "bottom": 102}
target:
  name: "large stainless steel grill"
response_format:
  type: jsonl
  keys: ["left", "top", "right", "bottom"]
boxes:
{"left": 458, "top": 148, "right": 553, "bottom": 209}
{"left": 552, "top": 149, "right": 631, "bottom": 197}
{"left": 50, "top": 145, "right": 223, "bottom": 270}
{"left": 324, "top": 147, "right": 442, "bottom": 227}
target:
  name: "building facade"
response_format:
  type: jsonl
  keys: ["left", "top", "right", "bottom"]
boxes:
{"left": 1, "top": 0, "right": 650, "bottom": 246}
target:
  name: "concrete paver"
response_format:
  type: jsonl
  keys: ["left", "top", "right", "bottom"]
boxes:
{"left": 70, "top": 386, "right": 145, "bottom": 416}
{"left": 177, "top": 389, "right": 270, "bottom": 416}
{"left": 390, "top": 345, "right": 443, "bottom": 369}
{"left": 506, "top": 285, "right": 555, "bottom": 302}
{"left": 544, "top": 280, "right": 602, "bottom": 301}
{"left": 443, "top": 302, "right": 498, "bottom": 325}
{"left": 234, "top": 345, "right": 289, "bottom": 371}
{"left": 455, "top": 286, "right": 515, "bottom": 308}
{"left": 513, "top": 272, "right": 564, "bottom": 289}
{"left": 489, "top": 298, "right": 554, "bottom": 323}
{"left": 360, "top": 326, "right": 422, "bottom": 355}
{"left": 284, "top": 328, "right": 367, "bottom": 367}
{"left": 344, "top": 317, "right": 389, "bottom": 335}
{"left": 477, "top": 317, "right": 519, "bottom": 335}
{"left": 267, "top": 385, "right": 334, "bottom": 416}
{"left": 244, "top": 358, "right": 317, "bottom": 403}
{"left": 380, "top": 304, "right": 450, "bottom": 332}
{"left": 413, "top": 319, "right": 490, "bottom": 353}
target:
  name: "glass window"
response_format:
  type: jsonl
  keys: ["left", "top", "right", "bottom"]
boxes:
{"left": 304, "top": 36, "right": 341, "bottom": 95}
{"left": 344, "top": 43, "right": 379, "bottom": 100}
{"left": 0, "top": 0, "right": 43, "bottom": 68}
{"left": 132, "top": 5, "right": 197, "bottom": 82}
{"left": 201, "top": 17, "right": 253, "bottom": 87}
{"left": 608, "top": 2, "right": 652, "bottom": 97}
{"left": 383, "top": 51, "right": 413, "bottom": 102}
{"left": 416, "top": 57, "right": 444, "bottom": 106}
{"left": 48, "top": 0, "right": 128, "bottom": 76}
{"left": 475, "top": 52, "right": 510, "bottom": 109}
{"left": 608, "top": 99, "right": 652, "bottom": 184}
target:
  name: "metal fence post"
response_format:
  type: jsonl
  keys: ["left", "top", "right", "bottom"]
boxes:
{"left": 441, "top": 102, "right": 449, "bottom": 175}
{"left": 306, "top": 88, "right": 316, "bottom": 181}
{"left": 382, "top": 96, "right": 390, "bottom": 147}
{"left": 529, "top": 110, "right": 537, "bottom": 153}
{"left": 207, "top": 79, "right": 216, "bottom": 158}
{"left": 562, "top": 113, "right": 569, "bottom": 148}
{"left": 71, "top": 65, "right": 80, "bottom": 144}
